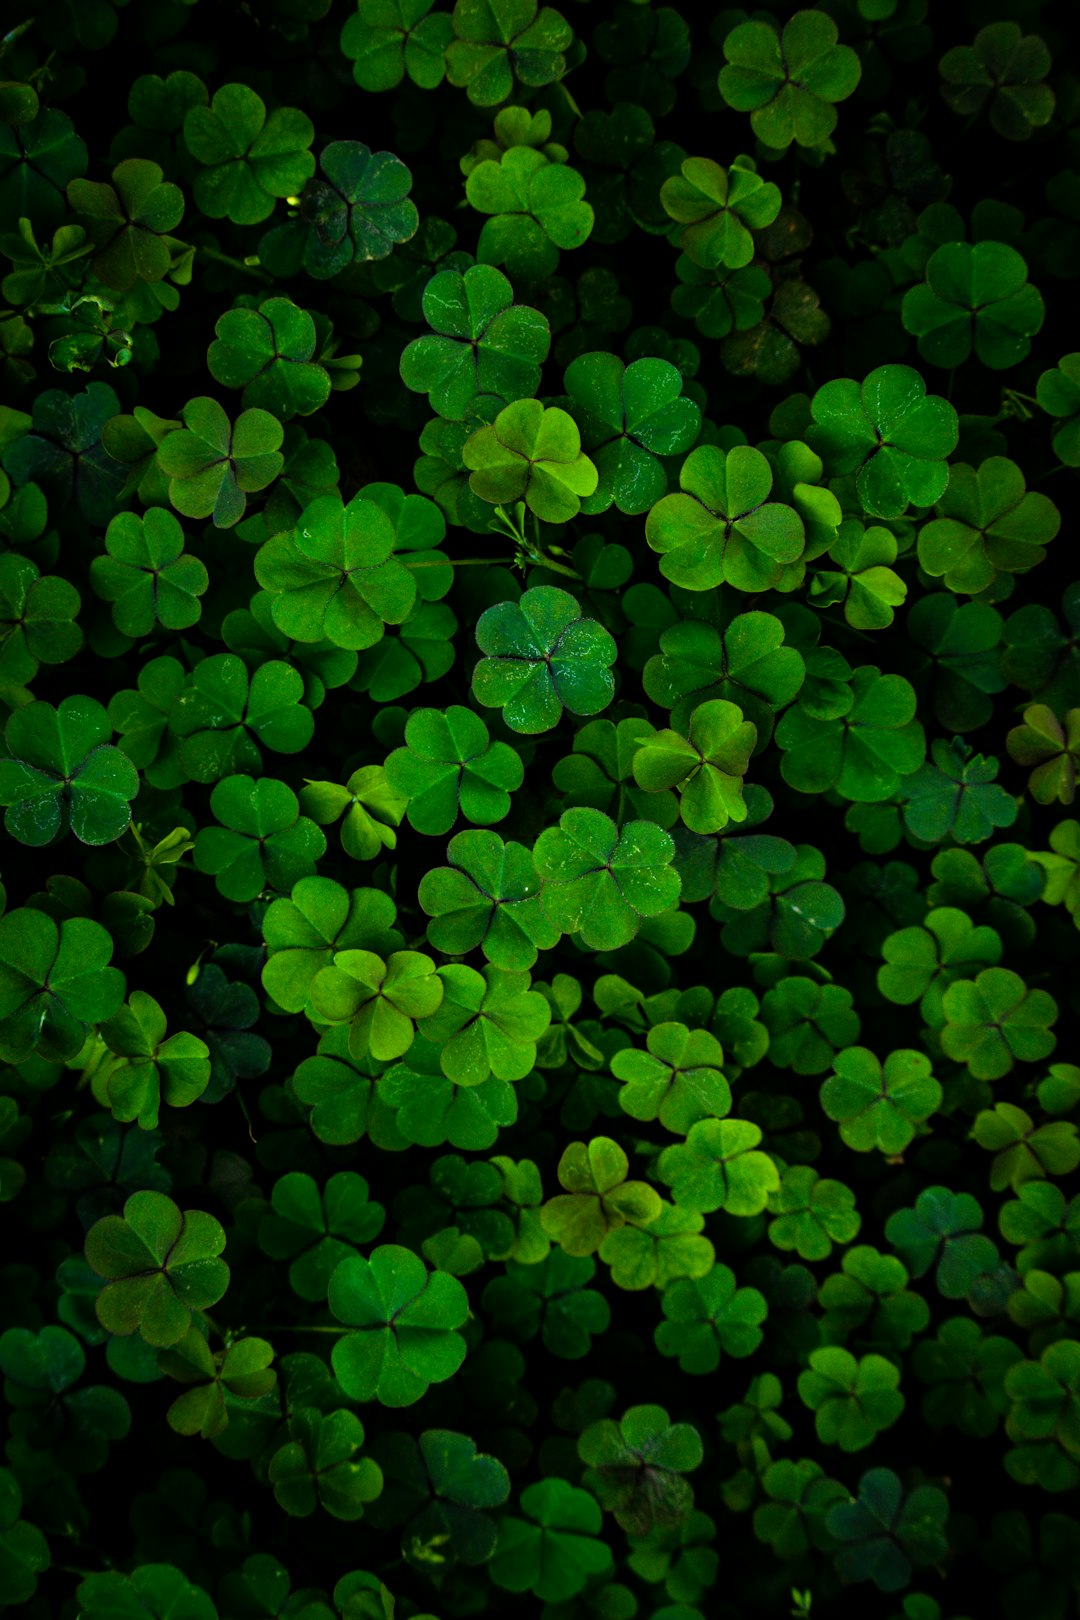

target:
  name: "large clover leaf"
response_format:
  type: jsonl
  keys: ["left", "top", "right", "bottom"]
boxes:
{"left": 490, "top": 1478, "right": 612, "bottom": 1602}
{"left": 916, "top": 457, "right": 1059, "bottom": 595}
{"left": 193, "top": 775, "right": 326, "bottom": 904}
{"left": 170, "top": 653, "right": 314, "bottom": 782}
{"left": 533, "top": 807, "right": 681, "bottom": 950}
{"left": 157, "top": 396, "right": 283, "bottom": 529}
{"left": 654, "top": 1266, "right": 767, "bottom": 1373}
{"left": 328, "top": 1244, "right": 469, "bottom": 1406}
{"left": 385, "top": 705, "right": 523, "bottom": 834}
{"left": 207, "top": 298, "right": 333, "bottom": 421}
{"left": 0, "top": 695, "right": 139, "bottom": 847}
{"left": 631, "top": 698, "right": 757, "bottom": 833}
{"left": 419, "top": 829, "right": 560, "bottom": 969}
{"left": 466, "top": 147, "right": 593, "bottom": 281}
{"left": 776, "top": 666, "right": 925, "bottom": 802}
{"left": 560, "top": 351, "right": 700, "bottom": 515}
{"left": 939, "top": 21, "right": 1054, "bottom": 142}
{"left": 643, "top": 611, "right": 806, "bottom": 738}
{"left": 265, "top": 141, "right": 419, "bottom": 279}
{"left": 719, "top": 10, "right": 861, "bottom": 150}
{"left": 464, "top": 399, "right": 599, "bottom": 522}
{"left": 309, "top": 949, "right": 444, "bottom": 1062}
{"left": 540, "top": 1136, "right": 661, "bottom": 1257}
{"left": 262, "top": 877, "right": 401, "bottom": 1015}
{"left": 91, "top": 508, "right": 208, "bottom": 638}
{"left": 807, "top": 364, "right": 959, "bottom": 520}
{"left": 645, "top": 444, "right": 806, "bottom": 592}
{"left": 0, "top": 909, "right": 124, "bottom": 1065}
{"left": 901, "top": 241, "right": 1044, "bottom": 370}
{"left": 655, "top": 1117, "right": 780, "bottom": 1216}
{"left": 940, "top": 967, "right": 1057, "bottom": 1081}
{"left": 183, "top": 84, "right": 314, "bottom": 226}
{"left": 66, "top": 157, "right": 184, "bottom": 291}
{"left": 578, "top": 1403, "right": 703, "bottom": 1537}
{"left": 400, "top": 264, "right": 550, "bottom": 421}
{"left": 97, "top": 991, "right": 211, "bottom": 1131}
{"left": 341, "top": 0, "right": 455, "bottom": 93}
{"left": 255, "top": 486, "right": 443, "bottom": 651}
{"left": 472, "top": 586, "right": 616, "bottom": 734}
{"left": 446, "top": 0, "right": 574, "bottom": 108}
{"left": 660, "top": 155, "right": 781, "bottom": 269}
{"left": 820, "top": 1048, "right": 942, "bottom": 1155}
{"left": 611, "top": 1021, "right": 731, "bottom": 1134}
{"left": 417, "top": 963, "right": 551, "bottom": 1084}
{"left": 84, "top": 1190, "right": 229, "bottom": 1348}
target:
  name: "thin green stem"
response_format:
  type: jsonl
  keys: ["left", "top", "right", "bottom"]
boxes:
{"left": 197, "top": 244, "right": 274, "bottom": 283}
{"left": 558, "top": 80, "right": 584, "bottom": 120}
{"left": 258, "top": 1324, "right": 347, "bottom": 1333}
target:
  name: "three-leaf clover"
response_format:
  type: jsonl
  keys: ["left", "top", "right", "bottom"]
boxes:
{"left": 631, "top": 699, "right": 757, "bottom": 833}
{"left": 0, "top": 695, "right": 139, "bottom": 846}
{"left": 385, "top": 706, "right": 523, "bottom": 833}
{"left": 719, "top": 10, "right": 862, "bottom": 150}
{"left": 656, "top": 1117, "right": 780, "bottom": 1216}
{"left": 268, "top": 1408, "right": 384, "bottom": 1519}
{"left": 467, "top": 148, "right": 593, "bottom": 282}
{"left": 328, "top": 1244, "right": 470, "bottom": 1407}
{"left": 84, "top": 1190, "right": 229, "bottom": 1348}
{"left": 901, "top": 242, "right": 1045, "bottom": 370}
{"left": 158, "top": 1328, "right": 276, "bottom": 1440}
{"left": 1007, "top": 705, "right": 1080, "bottom": 805}
{"left": 90, "top": 508, "right": 208, "bottom": 638}
{"left": 419, "top": 829, "right": 560, "bottom": 968}
{"left": 66, "top": 157, "right": 184, "bottom": 290}
{"left": 578, "top": 1403, "right": 704, "bottom": 1537}
{"left": 0, "top": 909, "right": 124, "bottom": 1064}
{"left": 193, "top": 775, "right": 326, "bottom": 903}
{"left": 341, "top": 0, "right": 455, "bottom": 93}
{"left": 660, "top": 155, "right": 781, "bottom": 269}
{"left": 309, "top": 949, "right": 444, "bottom": 1061}
{"left": 533, "top": 807, "right": 681, "bottom": 949}
{"left": 258, "top": 1171, "right": 385, "bottom": 1301}
{"left": 472, "top": 586, "right": 616, "bottom": 734}
{"left": 207, "top": 298, "right": 333, "bottom": 421}
{"left": 611, "top": 1021, "right": 731, "bottom": 1134}
{"left": 798, "top": 1348, "right": 905, "bottom": 1450}
{"left": 490, "top": 1478, "right": 612, "bottom": 1601}
{"left": 400, "top": 264, "right": 550, "bottom": 420}
{"left": 940, "top": 967, "right": 1057, "bottom": 1080}
{"left": 97, "top": 991, "right": 211, "bottom": 1131}
{"left": 417, "top": 963, "right": 551, "bottom": 1084}
{"left": 289, "top": 141, "right": 419, "bottom": 276}
{"left": 464, "top": 400, "right": 599, "bottom": 522}
{"left": 939, "top": 22, "right": 1055, "bottom": 142}
{"left": 170, "top": 654, "right": 314, "bottom": 782}
{"left": 916, "top": 457, "right": 1059, "bottom": 594}
{"left": 776, "top": 666, "right": 925, "bottom": 803}
{"left": 184, "top": 84, "right": 314, "bottom": 226}
{"left": 821, "top": 1048, "right": 942, "bottom": 1155}
{"left": 824, "top": 1469, "right": 950, "bottom": 1591}
{"left": 654, "top": 1266, "right": 768, "bottom": 1373}
{"left": 645, "top": 444, "right": 806, "bottom": 592}
{"left": 540, "top": 1136, "right": 661, "bottom": 1257}
{"left": 807, "top": 364, "right": 959, "bottom": 520}
{"left": 561, "top": 351, "right": 701, "bottom": 515}
{"left": 157, "top": 397, "right": 284, "bottom": 529}
{"left": 446, "top": 0, "right": 574, "bottom": 109}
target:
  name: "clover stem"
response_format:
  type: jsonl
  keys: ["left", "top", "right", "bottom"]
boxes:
{"left": 196, "top": 244, "right": 274, "bottom": 283}
{"left": 1035, "top": 462, "right": 1072, "bottom": 482}
{"left": 235, "top": 1087, "right": 259, "bottom": 1145}
{"left": 257, "top": 1324, "right": 348, "bottom": 1333}
{"left": 557, "top": 81, "right": 584, "bottom": 119}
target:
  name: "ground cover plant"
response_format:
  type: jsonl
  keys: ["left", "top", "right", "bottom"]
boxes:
{"left": 1, "top": 0, "right": 1080, "bottom": 1617}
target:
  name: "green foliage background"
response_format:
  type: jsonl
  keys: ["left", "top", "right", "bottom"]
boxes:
{"left": 0, "top": 1, "right": 1079, "bottom": 1618}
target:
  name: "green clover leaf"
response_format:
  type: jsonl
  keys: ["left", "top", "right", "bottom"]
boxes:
{"left": 598, "top": 1201, "right": 715, "bottom": 1291}
{"left": 533, "top": 807, "right": 681, "bottom": 950}
{"left": 656, "top": 1117, "right": 780, "bottom": 1216}
{"left": 877, "top": 907, "right": 1003, "bottom": 1026}
{"left": 157, "top": 396, "right": 284, "bottom": 529}
{"left": 207, "top": 298, "right": 333, "bottom": 421}
{"left": 940, "top": 967, "right": 1057, "bottom": 1080}
{"left": 341, "top": 0, "right": 455, "bottom": 93}
{"left": 193, "top": 775, "right": 326, "bottom": 904}
{"left": 809, "top": 519, "right": 907, "bottom": 631}
{"left": 540, "top": 1135, "right": 661, "bottom": 1257}
{"left": 768, "top": 1165, "right": 861, "bottom": 1261}
{"left": 258, "top": 1171, "right": 385, "bottom": 1302}
{"left": 84, "top": 1190, "right": 229, "bottom": 1348}
{"left": 467, "top": 147, "right": 593, "bottom": 282}
{"left": 1003, "top": 1341, "right": 1080, "bottom": 1492}
{"left": 262, "top": 877, "right": 401, "bottom": 1015}
{"left": 490, "top": 1478, "right": 612, "bottom": 1601}
{"left": 268, "top": 1407, "right": 384, "bottom": 1519}
{"left": 760, "top": 977, "right": 859, "bottom": 1072}
{"left": 0, "top": 909, "right": 124, "bottom": 1065}
{"left": 171, "top": 654, "right": 314, "bottom": 783}
{"left": 644, "top": 611, "right": 806, "bottom": 739}
{"left": 1036, "top": 353, "right": 1080, "bottom": 465}
{"left": 419, "top": 829, "right": 560, "bottom": 968}
{"left": 660, "top": 155, "right": 781, "bottom": 269}
{"left": 578, "top": 1403, "right": 703, "bottom": 1537}
{"left": 381, "top": 1034, "right": 518, "bottom": 1150}
{"left": 654, "top": 1266, "right": 768, "bottom": 1373}
{"left": 825, "top": 1469, "right": 950, "bottom": 1591}
{"left": 901, "top": 242, "right": 1044, "bottom": 370}
{"left": 328, "top": 1244, "right": 469, "bottom": 1407}
{"left": 561, "top": 351, "right": 701, "bottom": 515}
{"left": 821, "top": 1048, "right": 942, "bottom": 1155}
{"left": 900, "top": 738, "right": 1018, "bottom": 845}
{"left": 777, "top": 665, "right": 925, "bottom": 803}
{"left": 472, "top": 586, "right": 616, "bottom": 734}
{"left": 183, "top": 84, "right": 315, "bottom": 226}
{"left": 97, "top": 990, "right": 211, "bottom": 1131}
{"left": 632, "top": 698, "right": 757, "bottom": 833}
{"left": 464, "top": 400, "right": 599, "bottom": 522}
{"left": 885, "top": 1186, "right": 1000, "bottom": 1299}
{"left": 1007, "top": 705, "right": 1080, "bottom": 806}
{"left": 611, "top": 1021, "right": 731, "bottom": 1134}
{"left": 807, "top": 364, "right": 959, "bottom": 519}
{"left": 400, "top": 264, "right": 550, "bottom": 421}
{"left": 290, "top": 141, "right": 418, "bottom": 277}
{"left": 798, "top": 1347, "right": 904, "bottom": 1450}
{"left": 719, "top": 10, "right": 861, "bottom": 150}
{"left": 309, "top": 949, "right": 444, "bottom": 1062}
{"left": 385, "top": 705, "right": 523, "bottom": 834}
{"left": 66, "top": 157, "right": 184, "bottom": 291}
{"left": 939, "top": 22, "right": 1054, "bottom": 142}
{"left": 0, "top": 553, "right": 81, "bottom": 689}
{"left": 446, "top": 0, "right": 574, "bottom": 109}
{"left": 646, "top": 444, "right": 806, "bottom": 592}
{"left": 916, "top": 457, "right": 1059, "bottom": 594}
{"left": 0, "top": 695, "right": 139, "bottom": 847}
{"left": 417, "top": 963, "right": 551, "bottom": 1084}
{"left": 158, "top": 1329, "right": 276, "bottom": 1440}
{"left": 90, "top": 508, "right": 207, "bottom": 638}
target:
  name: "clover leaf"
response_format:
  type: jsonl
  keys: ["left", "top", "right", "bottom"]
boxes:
{"left": 464, "top": 400, "right": 598, "bottom": 522}
{"left": 599, "top": 1201, "right": 714, "bottom": 1291}
{"left": 381, "top": 1034, "right": 517, "bottom": 1151}
{"left": 776, "top": 666, "right": 925, "bottom": 803}
{"left": 90, "top": 508, "right": 207, "bottom": 639}
{"left": 416, "top": 963, "right": 551, "bottom": 1084}
{"left": 328, "top": 1244, "right": 469, "bottom": 1407}
{"left": 287, "top": 141, "right": 418, "bottom": 277}
{"left": 84, "top": 1190, "right": 229, "bottom": 1348}
{"left": 269, "top": 1407, "right": 383, "bottom": 1519}
{"left": 96, "top": 991, "right": 210, "bottom": 1131}
{"left": 821, "top": 1048, "right": 942, "bottom": 1155}
{"left": 900, "top": 738, "right": 1018, "bottom": 845}
{"left": 719, "top": 10, "right": 861, "bottom": 150}
{"left": 578, "top": 1403, "right": 703, "bottom": 1537}
{"left": 0, "top": 695, "right": 138, "bottom": 847}
{"left": 262, "top": 877, "right": 402, "bottom": 1015}
{"left": 0, "top": 909, "right": 124, "bottom": 1065}
{"left": 885, "top": 1186, "right": 1000, "bottom": 1299}
{"left": 646, "top": 444, "right": 805, "bottom": 593}
{"left": 255, "top": 486, "right": 442, "bottom": 651}
{"left": 467, "top": 147, "right": 593, "bottom": 282}
{"left": 258, "top": 1171, "right": 385, "bottom": 1302}
{"left": 940, "top": 967, "right": 1057, "bottom": 1080}
{"left": 632, "top": 699, "right": 757, "bottom": 833}
{"left": 768, "top": 1165, "right": 861, "bottom": 1261}
{"left": 171, "top": 654, "right": 314, "bottom": 782}
{"left": 363, "top": 1427, "right": 510, "bottom": 1565}
{"left": 760, "top": 978, "right": 859, "bottom": 1072}
{"left": 472, "top": 586, "right": 616, "bottom": 734}
{"left": 309, "top": 949, "right": 444, "bottom": 1062}
{"left": 0, "top": 1468, "right": 49, "bottom": 1605}
{"left": 400, "top": 264, "right": 550, "bottom": 421}
{"left": 825, "top": 1468, "right": 950, "bottom": 1591}
{"left": 533, "top": 807, "right": 681, "bottom": 950}
{"left": 299, "top": 766, "right": 406, "bottom": 861}
{"left": 193, "top": 775, "right": 325, "bottom": 904}
{"left": 661, "top": 155, "right": 781, "bottom": 270}
{"left": 66, "top": 157, "right": 184, "bottom": 291}
{"left": 809, "top": 520, "right": 907, "bottom": 631}
{"left": 644, "top": 611, "right": 806, "bottom": 738}
{"left": 419, "top": 829, "right": 560, "bottom": 968}
{"left": 0, "top": 553, "right": 81, "bottom": 689}
{"left": 207, "top": 298, "right": 333, "bottom": 421}
{"left": 1036, "top": 354, "right": 1080, "bottom": 465}
{"left": 656, "top": 1117, "right": 780, "bottom": 1216}
{"left": 902, "top": 242, "right": 1045, "bottom": 370}
{"left": 157, "top": 397, "right": 283, "bottom": 529}
{"left": 490, "top": 1478, "right": 612, "bottom": 1601}
{"left": 654, "top": 1266, "right": 767, "bottom": 1374}
{"left": 385, "top": 706, "right": 523, "bottom": 833}
{"left": 798, "top": 1347, "right": 904, "bottom": 1451}
{"left": 1008, "top": 705, "right": 1080, "bottom": 805}
{"left": 1003, "top": 1341, "right": 1080, "bottom": 1492}
{"left": 291, "top": 1026, "right": 405, "bottom": 1151}
{"left": 559, "top": 351, "right": 701, "bottom": 516}
{"left": 540, "top": 1136, "right": 661, "bottom": 1257}
{"left": 917, "top": 457, "right": 1059, "bottom": 594}
{"left": 939, "top": 22, "right": 1054, "bottom": 142}
{"left": 158, "top": 1329, "right": 276, "bottom": 1440}
{"left": 877, "top": 907, "right": 1003, "bottom": 1025}
{"left": 446, "top": 0, "right": 574, "bottom": 108}
{"left": 807, "top": 364, "right": 958, "bottom": 519}
{"left": 341, "top": 0, "right": 455, "bottom": 93}
{"left": 611, "top": 1021, "right": 731, "bottom": 1134}
{"left": 183, "top": 84, "right": 314, "bottom": 226}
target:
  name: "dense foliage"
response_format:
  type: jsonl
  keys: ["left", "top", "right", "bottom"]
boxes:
{"left": 1, "top": 2, "right": 1079, "bottom": 1619}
